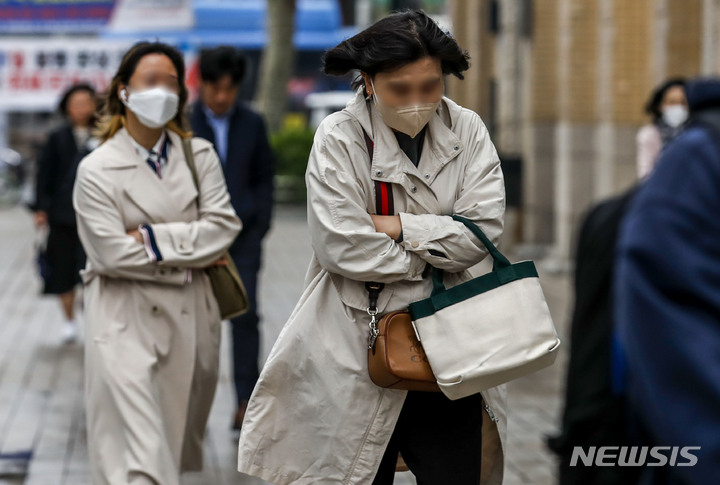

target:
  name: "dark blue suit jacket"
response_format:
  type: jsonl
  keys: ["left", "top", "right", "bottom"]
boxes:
{"left": 190, "top": 101, "right": 275, "bottom": 269}
{"left": 614, "top": 79, "right": 720, "bottom": 484}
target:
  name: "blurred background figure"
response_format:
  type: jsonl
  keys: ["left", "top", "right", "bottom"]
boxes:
{"left": 548, "top": 184, "right": 641, "bottom": 485}
{"left": 0, "top": 147, "right": 24, "bottom": 205}
{"left": 550, "top": 77, "right": 696, "bottom": 485}
{"left": 190, "top": 45, "right": 275, "bottom": 435}
{"left": 615, "top": 78, "right": 720, "bottom": 485}
{"left": 33, "top": 82, "right": 98, "bottom": 344}
{"left": 636, "top": 78, "right": 688, "bottom": 180}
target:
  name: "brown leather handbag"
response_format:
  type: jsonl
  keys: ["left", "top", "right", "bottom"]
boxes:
{"left": 368, "top": 310, "right": 439, "bottom": 391}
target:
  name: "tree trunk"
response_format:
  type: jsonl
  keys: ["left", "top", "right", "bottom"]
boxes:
{"left": 256, "top": 0, "right": 297, "bottom": 133}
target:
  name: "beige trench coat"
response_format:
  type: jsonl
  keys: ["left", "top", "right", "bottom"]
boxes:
{"left": 238, "top": 90, "right": 506, "bottom": 484}
{"left": 73, "top": 128, "right": 241, "bottom": 485}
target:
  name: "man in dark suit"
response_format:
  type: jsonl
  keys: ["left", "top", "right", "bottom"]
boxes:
{"left": 190, "top": 46, "right": 275, "bottom": 432}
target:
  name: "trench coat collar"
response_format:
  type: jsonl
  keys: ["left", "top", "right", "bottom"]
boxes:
{"left": 102, "top": 127, "right": 198, "bottom": 221}
{"left": 343, "top": 88, "right": 465, "bottom": 186}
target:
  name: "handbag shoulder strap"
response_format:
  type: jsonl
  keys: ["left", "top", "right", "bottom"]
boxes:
{"left": 361, "top": 128, "right": 389, "bottom": 311}
{"left": 181, "top": 137, "right": 201, "bottom": 209}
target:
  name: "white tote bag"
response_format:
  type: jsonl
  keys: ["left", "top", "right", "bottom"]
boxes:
{"left": 408, "top": 215, "right": 561, "bottom": 400}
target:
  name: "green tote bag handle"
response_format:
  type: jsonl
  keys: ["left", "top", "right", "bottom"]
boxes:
{"left": 431, "top": 215, "right": 512, "bottom": 296}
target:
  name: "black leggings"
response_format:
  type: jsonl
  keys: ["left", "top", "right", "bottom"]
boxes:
{"left": 372, "top": 391, "right": 484, "bottom": 485}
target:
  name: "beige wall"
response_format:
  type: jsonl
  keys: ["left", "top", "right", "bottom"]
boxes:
{"left": 613, "top": 0, "right": 653, "bottom": 124}
{"left": 446, "top": 0, "right": 495, "bottom": 121}
{"left": 667, "top": 0, "right": 702, "bottom": 79}
{"left": 531, "top": 0, "right": 559, "bottom": 122}
{"left": 568, "top": 0, "right": 599, "bottom": 123}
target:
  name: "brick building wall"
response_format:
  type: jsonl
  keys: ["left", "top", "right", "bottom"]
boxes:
{"left": 450, "top": 0, "right": 714, "bottom": 258}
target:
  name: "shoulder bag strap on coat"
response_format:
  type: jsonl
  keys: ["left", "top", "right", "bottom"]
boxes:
{"left": 362, "top": 128, "right": 387, "bottom": 344}
{"left": 362, "top": 129, "right": 394, "bottom": 216}
{"left": 181, "top": 138, "right": 201, "bottom": 204}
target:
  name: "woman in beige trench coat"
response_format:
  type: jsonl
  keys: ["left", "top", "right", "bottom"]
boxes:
{"left": 73, "top": 42, "right": 240, "bottom": 485}
{"left": 238, "top": 10, "right": 506, "bottom": 485}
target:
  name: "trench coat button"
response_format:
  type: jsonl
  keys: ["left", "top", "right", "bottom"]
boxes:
{"left": 411, "top": 186, "right": 417, "bottom": 193}
{"left": 454, "top": 145, "right": 459, "bottom": 151}
{"left": 152, "top": 305, "right": 161, "bottom": 315}
{"left": 376, "top": 170, "right": 383, "bottom": 177}
{"left": 411, "top": 241, "right": 420, "bottom": 248}
{"left": 425, "top": 174, "right": 430, "bottom": 179}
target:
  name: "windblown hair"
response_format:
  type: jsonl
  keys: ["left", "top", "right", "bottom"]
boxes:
{"left": 323, "top": 10, "right": 470, "bottom": 94}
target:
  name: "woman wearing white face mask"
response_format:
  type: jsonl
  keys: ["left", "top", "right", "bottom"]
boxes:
{"left": 238, "top": 10, "right": 506, "bottom": 485}
{"left": 637, "top": 78, "right": 688, "bottom": 179}
{"left": 72, "top": 42, "right": 240, "bottom": 485}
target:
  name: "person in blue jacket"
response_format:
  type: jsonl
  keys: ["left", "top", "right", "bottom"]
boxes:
{"left": 190, "top": 46, "right": 275, "bottom": 433}
{"left": 614, "top": 78, "right": 720, "bottom": 484}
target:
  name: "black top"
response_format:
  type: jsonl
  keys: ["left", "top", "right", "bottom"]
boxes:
{"left": 392, "top": 126, "right": 427, "bottom": 244}
{"left": 393, "top": 126, "right": 427, "bottom": 167}
{"left": 35, "top": 124, "right": 90, "bottom": 226}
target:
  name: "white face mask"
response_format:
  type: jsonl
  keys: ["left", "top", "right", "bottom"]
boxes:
{"left": 121, "top": 86, "right": 179, "bottom": 129}
{"left": 662, "top": 105, "right": 689, "bottom": 128}
{"left": 371, "top": 79, "right": 440, "bottom": 138}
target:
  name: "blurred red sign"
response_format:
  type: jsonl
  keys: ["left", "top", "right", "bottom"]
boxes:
{"left": 0, "top": 39, "right": 131, "bottom": 110}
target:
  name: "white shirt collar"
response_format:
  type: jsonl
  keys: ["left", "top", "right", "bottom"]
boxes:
{"left": 129, "top": 130, "right": 168, "bottom": 163}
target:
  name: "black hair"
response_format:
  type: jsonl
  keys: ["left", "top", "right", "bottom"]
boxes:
{"left": 645, "top": 78, "right": 686, "bottom": 120}
{"left": 58, "top": 82, "right": 96, "bottom": 116}
{"left": 199, "top": 46, "right": 247, "bottom": 85}
{"left": 323, "top": 9, "right": 470, "bottom": 94}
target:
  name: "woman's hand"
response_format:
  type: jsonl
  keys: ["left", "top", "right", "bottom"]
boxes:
{"left": 128, "top": 227, "right": 228, "bottom": 269}
{"left": 190, "top": 257, "right": 229, "bottom": 270}
{"left": 127, "top": 229, "right": 143, "bottom": 244}
{"left": 206, "top": 257, "right": 229, "bottom": 268}
{"left": 370, "top": 215, "right": 402, "bottom": 240}
{"left": 34, "top": 211, "right": 48, "bottom": 228}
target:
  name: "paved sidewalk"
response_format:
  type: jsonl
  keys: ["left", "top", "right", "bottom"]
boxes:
{"left": 0, "top": 204, "right": 571, "bottom": 485}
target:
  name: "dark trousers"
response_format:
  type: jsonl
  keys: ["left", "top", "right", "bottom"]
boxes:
{"left": 372, "top": 391, "right": 484, "bottom": 485}
{"left": 230, "top": 265, "right": 260, "bottom": 404}
{"left": 42, "top": 224, "right": 85, "bottom": 295}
